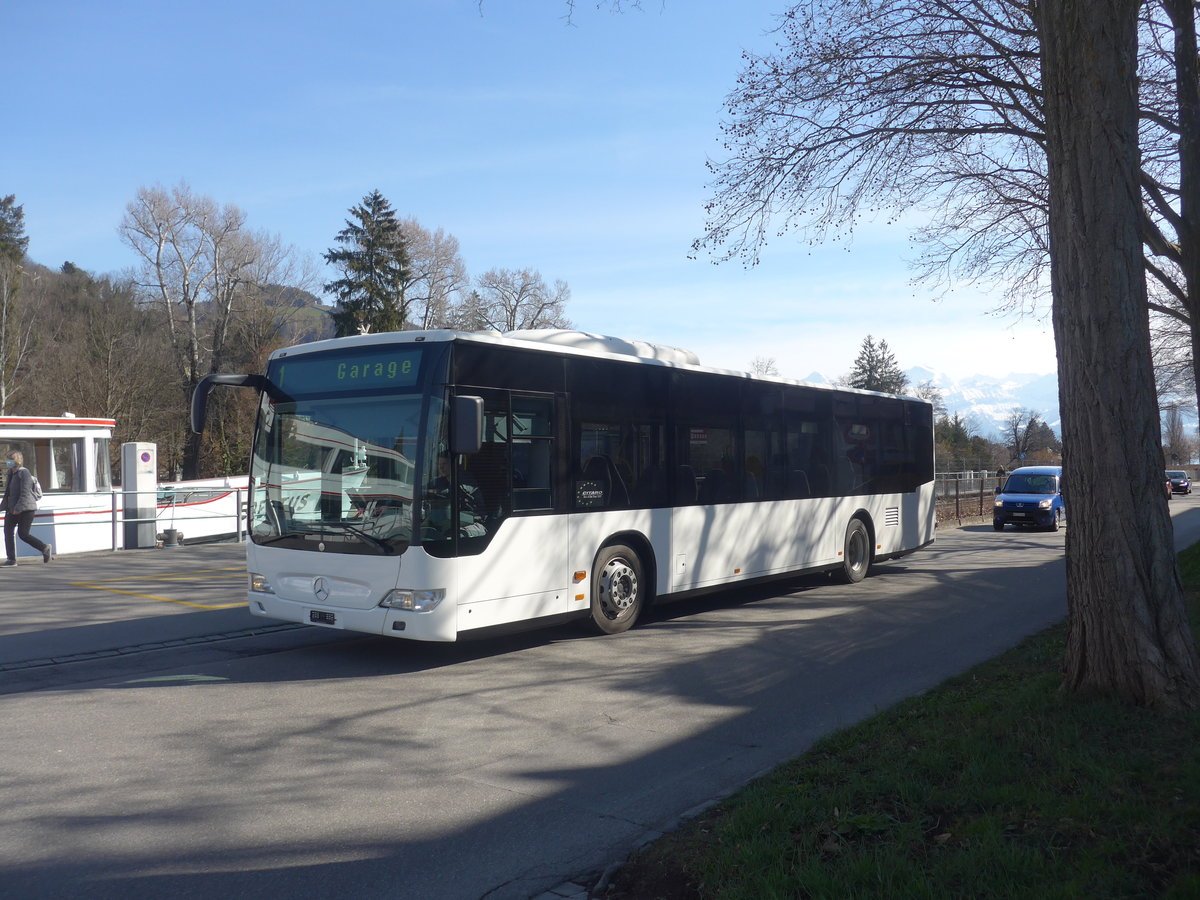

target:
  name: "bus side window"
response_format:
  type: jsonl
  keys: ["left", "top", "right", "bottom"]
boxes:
{"left": 511, "top": 395, "right": 554, "bottom": 511}
{"left": 472, "top": 397, "right": 513, "bottom": 521}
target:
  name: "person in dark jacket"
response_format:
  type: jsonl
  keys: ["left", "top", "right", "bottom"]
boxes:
{"left": 1, "top": 450, "right": 51, "bottom": 565}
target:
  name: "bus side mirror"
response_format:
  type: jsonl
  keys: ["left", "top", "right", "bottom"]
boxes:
{"left": 451, "top": 395, "right": 484, "bottom": 455}
{"left": 191, "top": 373, "right": 276, "bottom": 434}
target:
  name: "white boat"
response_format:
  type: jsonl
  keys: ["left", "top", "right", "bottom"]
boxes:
{"left": 0, "top": 415, "right": 247, "bottom": 557}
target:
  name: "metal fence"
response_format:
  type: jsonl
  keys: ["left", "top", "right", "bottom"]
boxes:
{"left": 934, "top": 473, "right": 1003, "bottom": 524}
{"left": 26, "top": 488, "right": 247, "bottom": 554}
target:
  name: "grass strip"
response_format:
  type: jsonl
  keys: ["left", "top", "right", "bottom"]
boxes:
{"left": 606, "top": 546, "right": 1200, "bottom": 899}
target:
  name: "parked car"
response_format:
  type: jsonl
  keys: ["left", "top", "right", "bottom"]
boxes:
{"left": 1166, "top": 470, "right": 1192, "bottom": 494}
{"left": 1166, "top": 476, "right": 1174, "bottom": 501}
{"left": 993, "top": 465, "right": 1065, "bottom": 531}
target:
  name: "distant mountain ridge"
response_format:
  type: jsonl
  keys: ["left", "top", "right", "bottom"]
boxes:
{"left": 802, "top": 367, "right": 1062, "bottom": 438}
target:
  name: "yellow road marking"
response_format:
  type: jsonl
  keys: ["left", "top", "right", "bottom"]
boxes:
{"left": 68, "top": 567, "right": 248, "bottom": 610}
{"left": 68, "top": 567, "right": 246, "bottom": 585}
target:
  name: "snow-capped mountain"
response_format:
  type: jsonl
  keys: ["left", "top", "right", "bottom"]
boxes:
{"left": 802, "top": 367, "right": 1061, "bottom": 438}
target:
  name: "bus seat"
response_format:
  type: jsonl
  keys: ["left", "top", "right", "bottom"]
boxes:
{"left": 581, "top": 456, "right": 611, "bottom": 505}
{"left": 468, "top": 443, "right": 511, "bottom": 517}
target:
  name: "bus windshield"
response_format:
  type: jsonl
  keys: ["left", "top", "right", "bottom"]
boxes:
{"left": 248, "top": 390, "right": 434, "bottom": 556}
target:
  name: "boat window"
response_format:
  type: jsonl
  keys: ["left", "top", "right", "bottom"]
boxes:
{"left": 93, "top": 439, "right": 112, "bottom": 490}
{"left": 0, "top": 438, "right": 84, "bottom": 492}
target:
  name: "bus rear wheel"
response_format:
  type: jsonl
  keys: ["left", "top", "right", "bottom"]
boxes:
{"left": 838, "top": 518, "right": 871, "bottom": 584}
{"left": 589, "top": 544, "right": 644, "bottom": 635}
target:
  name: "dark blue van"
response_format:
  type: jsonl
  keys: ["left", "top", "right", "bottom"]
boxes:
{"left": 993, "top": 465, "right": 1065, "bottom": 532}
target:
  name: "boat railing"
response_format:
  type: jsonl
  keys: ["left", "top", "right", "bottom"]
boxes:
{"left": 20, "top": 486, "right": 249, "bottom": 553}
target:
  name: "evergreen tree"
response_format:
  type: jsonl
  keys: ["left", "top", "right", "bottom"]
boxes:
{"left": 1026, "top": 418, "right": 1062, "bottom": 455}
{"left": 323, "top": 190, "right": 410, "bottom": 336}
{"left": 0, "top": 196, "right": 31, "bottom": 414}
{"left": 0, "top": 195, "right": 29, "bottom": 263}
{"left": 844, "top": 335, "right": 909, "bottom": 394}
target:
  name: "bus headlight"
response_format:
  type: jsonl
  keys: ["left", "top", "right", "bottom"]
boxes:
{"left": 249, "top": 572, "right": 274, "bottom": 593}
{"left": 380, "top": 588, "right": 445, "bottom": 612}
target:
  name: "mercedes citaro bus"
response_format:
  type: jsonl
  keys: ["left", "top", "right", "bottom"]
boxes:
{"left": 192, "top": 329, "right": 936, "bottom": 641}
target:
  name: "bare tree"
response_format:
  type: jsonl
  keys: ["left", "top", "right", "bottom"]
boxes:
{"left": 913, "top": 379, "right": 947, "bottom": 417}
{"left": 697, "top": 1, "right": 1200, "bottom": 402}
{"left": 27, "top": 268, "right": 178, "bottom": 464}
{"left": 1139, "top": 1, "right": 1200, "bottom": 406}
{"left": 445, "top": 289, "right": 491, "bottom": 333}
{"left": 0, "top": 196, "right": 35, "bottom": 415}
{"left": 1039, "top": 0, "right": 1200, "bottom": 709}
{"left": 471, "top": 267, "right": 573, "bottom": 332}
{"left": 0, "top": 261, "right": 36, "bottom": 415}
{"left": 750, "top": 355, "right": 779, "bottom": 376}
{"left": 1002, "top": 407, "right": 1040, "bottom": 463}
{"left": 695, "top": 1, "right": 1046, "bottom": 301}
{"left": 120, "top": 182, "right": 311, "bottom": 477}
{"left": 399, "top": 218, "right": 470, "bottom": 330}
{"left": 1162, "top": 404, "right": 1192, "bottom": 465}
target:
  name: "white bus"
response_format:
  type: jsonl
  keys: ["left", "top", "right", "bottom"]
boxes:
{"left": 192, "top": 329, "right": 935, "bottom": 641}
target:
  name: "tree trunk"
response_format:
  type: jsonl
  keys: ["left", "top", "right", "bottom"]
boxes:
{"left": 182, "top": 426, "right": 204, "bottom": 481}
{"left": 1038, "top": 0, "right": 1200, "bottom": 710}
{"left": 1166, "top": 0, "right": 1200, "bottom": 413}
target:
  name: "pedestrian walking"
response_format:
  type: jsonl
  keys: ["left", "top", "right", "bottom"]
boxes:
{"left": 1, "top": 450, "right": 51, "bottom": 565}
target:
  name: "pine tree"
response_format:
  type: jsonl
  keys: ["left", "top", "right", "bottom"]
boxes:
{"left": 323, "top": 190, "right": 410, "bottom": 336}
{"left": 0, "top": 196, "right": 31, "bottom": 415}
{"left": 845, "top": 335, "right": 909, "bottom": 394}
{"left": 0, "top": 195, "right": 29, "bottom": 264}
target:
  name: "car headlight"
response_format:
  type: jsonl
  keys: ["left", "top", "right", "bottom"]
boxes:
{"left": 994, "top": 498, "right": 1004, "bottom": 508}
{"left": 249, "top": 572, "right": 274, "bottom": 593}
{"left": 380, "top": 588, "right": 445, "bottom": 612}
{"left": 1038, "top": 498, "right": 1053, "bottom": 508}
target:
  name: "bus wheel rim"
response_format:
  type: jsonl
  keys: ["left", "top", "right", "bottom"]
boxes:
{"left": 848, "top": 530, "right": 867, "bottom": 573}
{"left": 599, "top": 558, "right": 638, "bottom": 618}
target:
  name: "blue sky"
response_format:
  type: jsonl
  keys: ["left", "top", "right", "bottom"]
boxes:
{"left": 7, "top": 0, "right": 1058, "bottom": 382}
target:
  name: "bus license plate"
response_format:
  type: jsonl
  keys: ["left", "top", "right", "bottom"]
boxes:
{"left": 310, "top": 610, "right": 337, "bottom": 626}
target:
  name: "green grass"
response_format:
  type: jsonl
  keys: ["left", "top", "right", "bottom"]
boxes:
{"left": 606, "top": 548, "right": 1200, "bottom": 899}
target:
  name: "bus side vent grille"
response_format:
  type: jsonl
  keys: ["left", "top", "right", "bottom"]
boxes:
{"left": 885, "top": 507, "right": 900, "bottom": 527}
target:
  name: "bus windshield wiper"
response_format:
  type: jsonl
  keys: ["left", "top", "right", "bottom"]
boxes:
{"left": 253, "top": 523, "right": 322, "bottom": 546}
{"left": 319, "top": 521, "right": 394, "bottom": 554}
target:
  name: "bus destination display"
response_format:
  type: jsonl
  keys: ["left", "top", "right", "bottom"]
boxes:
{"left": 274, "top": 348, "right": 423, "bottom": 394}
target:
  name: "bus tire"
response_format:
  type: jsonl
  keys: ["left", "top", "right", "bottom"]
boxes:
{"left": 838, "top": 518, "right": 871, "bottom": 584}
{"left": 589, "top": 544, "right": 644, "bottom": 635}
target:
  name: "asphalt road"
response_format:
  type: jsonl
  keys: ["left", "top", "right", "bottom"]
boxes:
{"left": 2, "top": 499, "right": 1199, "bottom": 900}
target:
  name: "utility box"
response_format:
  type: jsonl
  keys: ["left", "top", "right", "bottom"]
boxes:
{"left": 120, "top": 442, "right": 157, "bottom": 549}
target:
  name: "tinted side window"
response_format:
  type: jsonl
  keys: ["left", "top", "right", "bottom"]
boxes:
{"left": 453, "top": 343, "right": 564, "bottom": 393}
{"left": 570, "top": 359, "right": 669, "bottom": 509}
{"left": 511, "top": 395, "right": 554, "bottom": 511}
{"left": 672, "top": 371, "right": 742, "bottom": 504}
{"left": 781, "top": 389, "right": 832, "bottom": 498}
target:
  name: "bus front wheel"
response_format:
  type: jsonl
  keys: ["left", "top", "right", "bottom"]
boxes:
{"left": 589, "top": 544, "right": 644, "bottom": 635}
{"left": 838, "top": 518, "right": 871, "bottom": 584}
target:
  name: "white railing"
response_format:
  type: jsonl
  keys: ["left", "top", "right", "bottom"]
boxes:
{"left": 7, "top": 487, "right": 248, "bottom": 557}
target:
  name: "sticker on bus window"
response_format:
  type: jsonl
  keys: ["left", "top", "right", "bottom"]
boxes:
{"left": 575, "top": 480, "right": 606, "bottom": 508}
